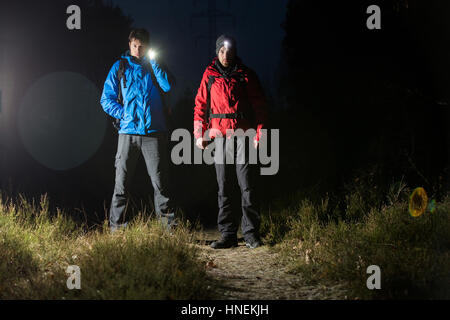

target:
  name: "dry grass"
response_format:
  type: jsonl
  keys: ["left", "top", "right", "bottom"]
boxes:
{"left": 0, "top": 193, "right": 212, "bottom": 299}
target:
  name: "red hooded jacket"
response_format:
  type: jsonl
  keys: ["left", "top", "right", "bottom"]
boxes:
{"left": 194, "top": 57, "right": 268, "bottom": 142}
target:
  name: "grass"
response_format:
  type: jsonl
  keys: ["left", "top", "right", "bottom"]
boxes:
{"left": 260, "top": 180, "right": 450, "bottom": 299}
{"left": 1, "top": 175, "right": 448, "bottom": 300}
{"left": 0, "top": 193, "right": 212, "bottom": 300}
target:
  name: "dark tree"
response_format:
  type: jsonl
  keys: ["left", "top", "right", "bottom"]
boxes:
{"left": 0, "top": 0, "right": 134, "bottom": 223}
{"left": 276, "top": 0, "right": 449, "bottom": 198}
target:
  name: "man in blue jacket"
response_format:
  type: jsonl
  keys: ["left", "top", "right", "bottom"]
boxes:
{"left": 100, "top": 28, "right": 174, "bottom": 232}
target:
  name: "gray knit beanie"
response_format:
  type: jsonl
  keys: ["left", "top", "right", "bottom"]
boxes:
{"left": 215, "top": 34, "right": 237, "bottom": 55}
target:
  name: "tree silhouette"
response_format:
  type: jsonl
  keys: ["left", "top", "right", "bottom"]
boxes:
{"left": 0, "top": 0, "right": 135, "bottom": 223}
{"left": 275, "top": 0, "right": 448, "bottom": 198}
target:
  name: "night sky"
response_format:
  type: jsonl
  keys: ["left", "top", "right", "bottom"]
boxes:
{"left": 110, "top": 0, "right": 288, "bottom": 101}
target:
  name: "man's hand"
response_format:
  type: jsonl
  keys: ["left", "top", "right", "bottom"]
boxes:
{"left": 253, "top": 139, "right": 259, "bottom": 149}
{"left": 196, "top": 137, "right": 210, "bottom": 150}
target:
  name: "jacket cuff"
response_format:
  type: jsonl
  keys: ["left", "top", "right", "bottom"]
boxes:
{"left": 193, "top": 120, "right": 205, "bottom": 139}
{"left": 255, "top": 125, "right": 264, "bottom": 142}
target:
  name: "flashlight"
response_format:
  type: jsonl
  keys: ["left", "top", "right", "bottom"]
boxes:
{"left": 148, "top": 49, "right": 157, "bottom": 60}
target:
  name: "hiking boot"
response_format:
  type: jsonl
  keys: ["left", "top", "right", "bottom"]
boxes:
{"left": 245, "top": 236, "right": 262, "bottom": 249}
{"left": 156, "top": 210, "right": 176, "bottom": 227}
{"left": 110, "top": 223, "right": 127, "bottom": 234}
{"left": 158, "top": 216, "right": 178, "bottom": 234}
{"left": 210, "top": 237, "right": 238, "bottom": 249}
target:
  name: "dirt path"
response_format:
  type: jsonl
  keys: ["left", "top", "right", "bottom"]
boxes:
{"left": 194, "top": 229, "right": 347, "bottom": 300}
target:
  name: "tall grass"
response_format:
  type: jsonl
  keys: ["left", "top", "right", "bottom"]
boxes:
{"left": 0, "top": 193, "right": 212, "bottom": 299}
{"left": 261, "top": 181, "right": 450, "bottom": 299}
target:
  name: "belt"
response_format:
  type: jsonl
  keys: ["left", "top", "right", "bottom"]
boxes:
{"left": 209, "top": 112, "right": 245, "bottom": 119}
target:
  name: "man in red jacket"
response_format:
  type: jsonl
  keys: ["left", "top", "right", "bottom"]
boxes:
{"left": 194, "top": 34, "right": 268, "bottom": 249}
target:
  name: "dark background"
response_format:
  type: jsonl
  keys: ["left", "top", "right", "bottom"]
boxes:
{"left": 0, "top": 0, "right": 448, "bottom": 227}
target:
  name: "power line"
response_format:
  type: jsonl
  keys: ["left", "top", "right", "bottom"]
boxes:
{"left": 190, "top": 0, "right": 235, "bottom": 54}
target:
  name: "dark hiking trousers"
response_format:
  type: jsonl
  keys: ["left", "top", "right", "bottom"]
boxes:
{"left": 110, "top": 133, "right": 174, "bottom": 230}
{"left": 213, "top": 137, "right": 261, "bottom": 241}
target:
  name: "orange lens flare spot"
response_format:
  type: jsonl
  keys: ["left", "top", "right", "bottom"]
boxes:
{"left": 409, "top": 187, "right": 428, "bottom": 217}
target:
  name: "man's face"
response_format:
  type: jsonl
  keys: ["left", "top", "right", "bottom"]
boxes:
{"left": 129, "top": 38, "right": 148, "bottom": 59}
{"left": 218, "top": 46, "right": 236, "bottom": 68}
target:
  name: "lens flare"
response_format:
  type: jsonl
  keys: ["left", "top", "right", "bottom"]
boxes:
{"left": 409, "top": 187, "right": 428, "bottom": 217}
{"left": 428, "top": 199, "right": 437, "bottom": 213}
{"left": 18, "top": 72, "right": 105, "bottom": 171}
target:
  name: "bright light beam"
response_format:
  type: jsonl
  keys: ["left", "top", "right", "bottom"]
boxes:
{"left": 148, "top": 49, "right": 157, "bottom": 60}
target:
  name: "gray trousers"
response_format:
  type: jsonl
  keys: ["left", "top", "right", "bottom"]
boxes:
{"left": 213, "top": 137, "right": 261, "bottom": 241}
{"left": 110, "top": 133, "right": 173, "bottom": 229}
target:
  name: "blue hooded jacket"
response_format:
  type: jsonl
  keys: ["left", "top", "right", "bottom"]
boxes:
{"left": 100, "top": 51, "right": 171, "bottom": 135}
